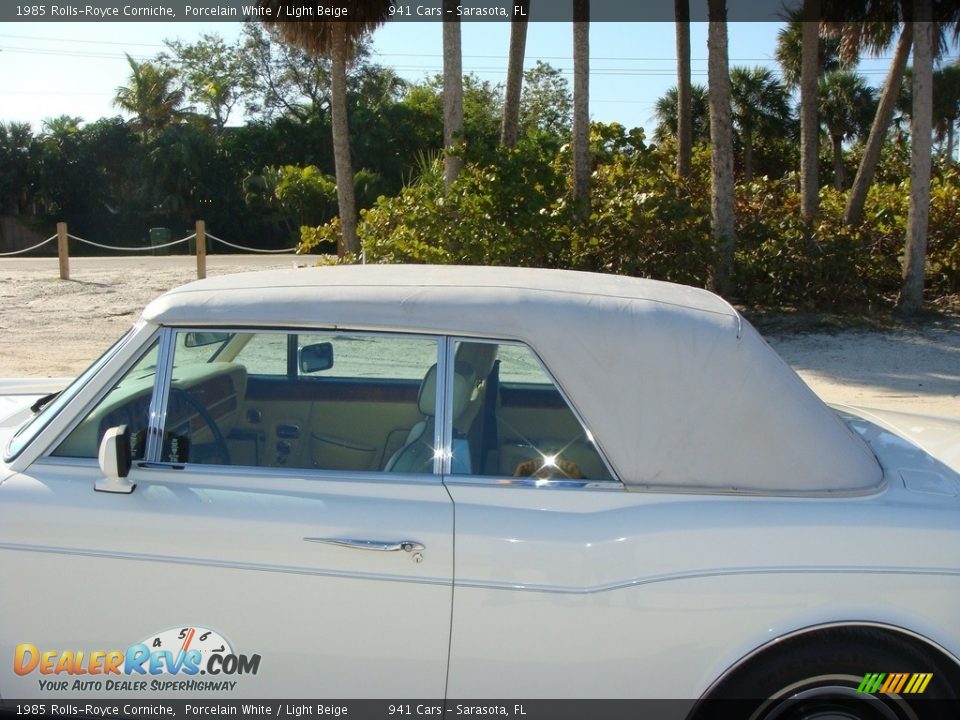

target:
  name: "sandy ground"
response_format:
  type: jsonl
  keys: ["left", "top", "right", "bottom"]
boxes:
{"left": 2, "top": 255, "right": 959, "bottom": 417}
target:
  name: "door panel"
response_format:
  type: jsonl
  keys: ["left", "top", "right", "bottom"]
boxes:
{"left": 0, "top": 463, "right": 453, "bottom": 698}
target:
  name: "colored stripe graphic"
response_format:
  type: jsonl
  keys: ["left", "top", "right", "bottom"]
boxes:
{"left": 858, "top": 672, "right": 932, "bottom": 695}
{"left": 857, "top": 673, "right": 886, "bottom": 694}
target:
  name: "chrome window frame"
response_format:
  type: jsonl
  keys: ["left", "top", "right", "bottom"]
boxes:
{"left": 144, "top": 327, "right": 176, "bottom": 462}
{"left": 33, "top": 324, "right": 621, "bottom": 491}
{"left": 145, "top": 325, "right": 446, "bottom": 476}
{"left": 442, "top": 336, "right": 623, "bottom": 490}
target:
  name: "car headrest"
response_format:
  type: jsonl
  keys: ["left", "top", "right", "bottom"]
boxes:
{"left": 417, "top": 361, "right": 476, "bottom": 426}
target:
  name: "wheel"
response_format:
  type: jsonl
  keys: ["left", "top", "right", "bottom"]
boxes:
{"left": 168, "top": 387, "right": 232, "bottom": 465}
{"left": 691, "top": 628, "right": 957, "bottom": 720}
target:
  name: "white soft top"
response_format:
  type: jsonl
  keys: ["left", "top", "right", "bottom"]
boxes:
{"left": 144, "top": 265, "right": 881, "bottom": 495}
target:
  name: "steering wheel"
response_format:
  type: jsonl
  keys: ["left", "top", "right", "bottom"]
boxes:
{"left": 168, "top": 387, "right": 232, "bottom": 465}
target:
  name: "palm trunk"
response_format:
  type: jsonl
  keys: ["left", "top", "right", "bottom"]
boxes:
{"left": 675, "top": 0, "right": 692, "bottom": 177}
{"left": 572, "top": 0, "right": 590, "bottom": 220}
{"left": 800, "top": 1, "right": 820, "bottom": 220}
{"left": 330, "top": 26, "right": 358, "bottom": 257}
{"left": 708, "top": 0, "right": 736, "bottom": 296}
{"left": 948, "top": 122, "right": 955, "bottom": 165}
{"left": 501, "top": 0, "right": 529, "bottom": 148}
{"left": 844, "top": 25, "right": 912, "bottom": 226}
{"left": 442, "top": 2, "right": 464, "bottom": 191}
{"left": 831, "top": 135, "right": 845, "bottom": 189}
{"left": 900, "top": 17, "right": 933, "bottom": 315}
{"left": 744, "top": 129, "right": 754, "bottom": 184}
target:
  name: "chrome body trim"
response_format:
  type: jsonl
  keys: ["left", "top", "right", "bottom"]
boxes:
{"left": 0, "top": 541, "right": 450, "bottom": 587}
{"left": 442, "top": 475, "right": 623, "bottom": 490}
{"left": 452, "top": 566, "right": 960, "bottom": 596}
{"left": 438, "top": 336, "right": 455, "bottom": 476}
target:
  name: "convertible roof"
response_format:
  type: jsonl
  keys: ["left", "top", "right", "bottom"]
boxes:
{"left": 145, "top": 265, "right": 882, "bottom": 495}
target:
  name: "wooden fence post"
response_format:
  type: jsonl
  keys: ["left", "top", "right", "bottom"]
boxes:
{"left": 56, "top": 222, "right": 69, "bottom": 280}
{"left": 196, "top": 220, "right": 206, "bottom": 280}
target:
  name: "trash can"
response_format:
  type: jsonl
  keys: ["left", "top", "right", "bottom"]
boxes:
{"left": 149, "top": 227, "right": 172, "bottom": 256}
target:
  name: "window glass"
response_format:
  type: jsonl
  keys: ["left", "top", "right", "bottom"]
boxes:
{"left": 160, "top": 330, "right": 439, "bottom": 473}
{"left": 52, "top": 340, "right": 160, "bottom": 460}
{"left": 232, "top": 332, "right": 437, "bottom": 380}
{"left": 451, "top": 340, "right": 613, "bottom": 481}
{"left": 5, "top": 330, "right": 132, "bottom": 461}
{"left": 232, "top": 333, "right": 287, "bottom": 376}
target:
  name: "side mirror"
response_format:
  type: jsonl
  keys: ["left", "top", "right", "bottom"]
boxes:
{"left": 96, "top": 425, "right": 135, "bottom": 494}
{"left": 299, "top": 342, "right": 334, "bottom": 374}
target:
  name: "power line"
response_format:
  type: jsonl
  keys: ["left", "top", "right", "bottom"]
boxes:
{"left": 1, "top": 32, "right": 941, "bottom": 64}
{"left": 0, "top": 33, "right": 165, "bottom": 47}
{"left": 0, "top": 45, "right": 152, "bottom": 60}
{"left": 0, "top": 45, "right": 906, "bottom": 81}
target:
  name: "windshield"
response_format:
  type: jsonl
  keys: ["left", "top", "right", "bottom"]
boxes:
{"left": 3, "top": 328, "right": 137, "bottom": 462}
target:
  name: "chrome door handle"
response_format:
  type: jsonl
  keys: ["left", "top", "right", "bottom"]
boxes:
{"left": 304, "top": 538, "right": 425, "bottom": 553}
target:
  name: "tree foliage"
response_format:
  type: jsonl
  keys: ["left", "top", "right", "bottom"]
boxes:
{"left": 113, "top": 54, "right": 190, "bottom": 139}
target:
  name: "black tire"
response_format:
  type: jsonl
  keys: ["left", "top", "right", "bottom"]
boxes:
{"left": 691, "top": 628, "right": 958, "bottom": 720}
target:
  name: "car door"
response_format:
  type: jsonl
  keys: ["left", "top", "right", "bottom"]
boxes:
{"left": 0, "top": 327, "right": 453, "bottom": 699}
{"left": 441, "top": 339, "right": 646, "bottom": 698}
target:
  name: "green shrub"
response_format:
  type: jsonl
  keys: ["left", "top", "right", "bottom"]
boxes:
{"left": 298, "top": 122, "right": 960, "bottom": 313}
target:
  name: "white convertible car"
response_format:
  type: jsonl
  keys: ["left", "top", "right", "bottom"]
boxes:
{"left": 1, "top": 266, "right": 959, "bottom": 717}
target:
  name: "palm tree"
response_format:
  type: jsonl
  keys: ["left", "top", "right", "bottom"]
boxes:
{"left": 824, "top": 14, "right": 912, "bottom": 226}
{"left": 259, "top": 1, "right": 392, "bottom": 256}
{"left": 800, "top": 12, "right": 821, "bottom": 219}
{"left": 775, "top": 11, "right": 843, "bottom": 87}
{"left": 826, "top": 2, "right": 960, "bottom": 309}
{"left": 674, "top": 0, "right": 692, "bottom": 177}
{"left": 707, "top": 0, "right": 735, "bottom": 295}
{"left": 443, "top": 0, "right": 464, "bottom": 189}
{"left": 730, "top": 66, "right": 792, "bottom": 184}
{"left": 113, "top": 54, "right": 188, "bottom": 140}
{"left": 653, "top": 84, "right": 709, "bottom": 144}
{"left": 41, "top": 115, "right": 83, "bottom": 140}
{"left": 818, "top": 71, "right": 876, "bottom": 188}
{"left": 0, "top": 121, "right": 34, "bottom": 214}
{"left": 933, "top": 62, "right": 960, "bottom": 162}
{"left": 776, "top": 6, "right": 844, "bottom": 220}
{"left": 501, "top": 0, "right": 529, "bottom": 148}
{"left": 901, "top": 13, "right": 934, "bottom": 315}
{"left": 572, "top": 0, "right": 590, "bottom": 220}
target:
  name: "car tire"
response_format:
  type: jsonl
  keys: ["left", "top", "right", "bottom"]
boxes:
{"left": 691, "top": 628, "right": 958, "bottom": 720}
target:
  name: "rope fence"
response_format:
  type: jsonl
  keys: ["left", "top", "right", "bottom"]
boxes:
{"left": 0, "top": 221, "right": 299, "bottom": 280}
{"left": 206, "top": 232, "right": 298, "bottom": 254}
{"left": 0, "top": 235, "right": 56, "bottom": 257}
{"left": 68, "top": 233, "right": 194, "bottom": 253}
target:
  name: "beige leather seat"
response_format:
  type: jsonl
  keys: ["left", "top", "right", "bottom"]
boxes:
{"left": 383, "top": 362, "right": 476, "bottom": 473}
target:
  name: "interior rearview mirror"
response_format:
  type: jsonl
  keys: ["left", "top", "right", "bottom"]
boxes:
{"left": 96, "top": 425, "right": 135, "bottom": 494}
{"left": 299, "top": 342, "right": 334, "bottom": 374}
{"left": 184, "top": 331, "right": 231, "bottom": 348}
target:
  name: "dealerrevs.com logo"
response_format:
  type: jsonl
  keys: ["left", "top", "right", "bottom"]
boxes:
{"left": 13, "top": 626, "right": 261, "bottom": 693}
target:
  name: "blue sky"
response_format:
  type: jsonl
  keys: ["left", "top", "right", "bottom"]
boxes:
{"left": 0, "top": 20, "right": 940, "bottom": 134}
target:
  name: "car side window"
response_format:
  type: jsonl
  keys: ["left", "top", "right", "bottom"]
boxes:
{"left": 450, "top": 340, "right": 613, "bottom": 481}
{"left": 159, "top": 330, "right": 439, "bottom": 473}
{"left": 52, "top": 341, "right": 160, "bottom": 460}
